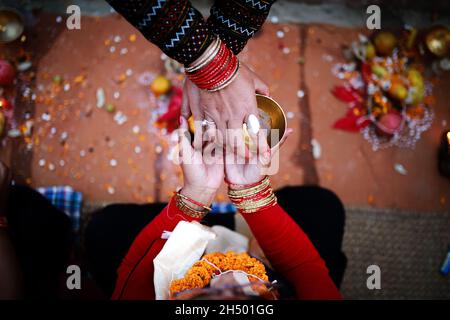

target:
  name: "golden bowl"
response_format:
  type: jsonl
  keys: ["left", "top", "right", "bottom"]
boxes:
{"left": 425, "top": 26, "right": 450, "bottom": 57}
{"left": 254, "top": 94, "right": 287, "bottom": 148}
{"left": 0, "top": 8, "right": 24, "bottom": 44}
{"left": 187, "top": 94, "right": 287, "bottom": 148}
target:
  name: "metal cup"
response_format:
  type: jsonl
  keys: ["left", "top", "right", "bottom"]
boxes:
{"left": 187, "top": 94, "right": 287, "bottom": 149}
{"left": 0, "top": 8, "right": 24, "bottom": 44}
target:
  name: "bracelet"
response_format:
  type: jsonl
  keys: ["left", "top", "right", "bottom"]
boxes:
{"left": 225, "top": 176, "right": 266, "bottom": 189}
{"left": 185, "top": 38, "right": 240, "bottom": 92}
{"left": 176, "top": 191, "right": 212, "bottom": 211}
{"left": 185, "top": 36, "right": 221, "bottom": 73}
{"left": 206, "top": 61, "right": 240, "bottom": 92}
{"left": 228, "top": 176, "right": 271, "bottom": 198}
{"left": 200, "top": 55, "right": 237, "bottom": 88}
{"left": 227, "top": 176, "right": 277, "bottom": 214}
{"left": 174, "top": 192, "right": 211, "bottom": 219}
{"left": 186, "top": 45, "right": 228, "bottom": 83}
{"left": 0, "top": 216, "right": 8, "bottom": 228}
{"left": 195, "top": 55, "right": 234, "bottom": 89}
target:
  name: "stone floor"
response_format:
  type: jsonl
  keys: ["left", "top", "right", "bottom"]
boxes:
{"left": 341, "top": 208, "right": 450, "bottom": 299}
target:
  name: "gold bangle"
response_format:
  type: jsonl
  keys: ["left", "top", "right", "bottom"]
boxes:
{"left": 234, "top": 193, "right": 277, "bottom": 214}
{"left": 185, "top": 36, "right": 221, "bottom": 73}
{"left": 228, "top": 176, "right": 270, "bottom": 198}
{"left": 227, "top": 176, "right": 277, "bottom": 214}
{"left": 175, "top": 194, "right": 209, "bottom": 219}
{"left": 177, "top": 192, "right": 212, "bottom": 212}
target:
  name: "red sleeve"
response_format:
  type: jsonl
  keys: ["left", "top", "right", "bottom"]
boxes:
{"left": 111, "top": 197, "right": 202, "bottom": 300}
{"left": 241, "top": 204, "right": 343, "bottom": 300}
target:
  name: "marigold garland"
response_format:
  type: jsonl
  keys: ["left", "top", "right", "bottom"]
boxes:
{"left": 169, "top": 251, "right": 269, "bottom": 296}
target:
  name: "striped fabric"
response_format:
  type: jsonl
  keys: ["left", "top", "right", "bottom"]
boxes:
{"left": 207, "top": 0, "right": 277, "bottom": 54}
{"left": 106, "top": 0, "right": 277, "bottom": 65}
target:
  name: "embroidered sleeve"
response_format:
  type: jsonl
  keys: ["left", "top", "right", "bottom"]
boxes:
{"left": 106, "top": 0, "right": 215, "bottom": 65}
{"left": 207, "top": 0, "right": 277, "bottom": 54}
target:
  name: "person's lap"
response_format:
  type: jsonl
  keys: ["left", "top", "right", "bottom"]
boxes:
{"left": 84, "top": 185, "right": 347, "bottom": 297}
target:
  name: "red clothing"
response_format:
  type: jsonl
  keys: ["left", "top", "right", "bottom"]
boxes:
{"left": 112, "top": 198, "right": 342, "bottom": 300}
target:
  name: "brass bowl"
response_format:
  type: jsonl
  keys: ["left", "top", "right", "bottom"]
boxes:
{"left": 425, "top": 26, "right": 450, "bottom": 57}
{"left": 255, "top": 94, "right": 287, "bottom": 148}
{"left": 0, "top": 8, "right": 24, "bottom": 44}
{"left": 187, "top": 94, "right": 287, "bottom": 148}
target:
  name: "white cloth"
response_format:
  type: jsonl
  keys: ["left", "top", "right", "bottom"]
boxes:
{"left": 206, "top": 225, "right": 249, "bottom": 254}
{"left": 153, "top": 221, "right": 249, "bottom": 300}
{"left": 153, "top": 221, "right": 215, "bottom": 300}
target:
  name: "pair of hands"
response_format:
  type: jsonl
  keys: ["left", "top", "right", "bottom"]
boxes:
{"left": 177, "top": 116, "right": 292, "bottom": 208}
{"left": 181, "top": 63, "right": 270, "bottom": 157}
{"left": 177, "top": 61, "right": 292, "bottom": 207}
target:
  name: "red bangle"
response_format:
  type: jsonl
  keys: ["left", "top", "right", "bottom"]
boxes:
{"left": 227, "top": 176, "right": 277, "bottom": 213}
{"left": 186, "top": 40, "right": 239, "bottom": 91}
{"left": 225, "top": 176, "right": 267, "bottom": 189}
{"left": 202, "top": 55, "right": 237, "bottom": 88}
{"left": 186, "top": 44, "right": 227, "bottom": 80}
{"left": 174, "top": 191, "right": 212, "bottom": 211}
{"left": 187, "top": 45, "right": 227, "bottom": 80}
{"left": 190, "top": 53, "right": 230, "bottom": 85}
{"left": 196, "top": 55, "right": 234, "bottom": 88}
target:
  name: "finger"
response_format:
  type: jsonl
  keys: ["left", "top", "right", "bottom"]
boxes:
{"left": 245, "top": 113, "right": 269, "bottom": 157}
{"left": 203, "top": 140, "right": 222, "bottom": 168}
{"left": 227, "top": 119, "right": 249, "bottom": 160}
{"left": 270, "top": 128, "right": 293, "bottom": 159}
{"left": 186, "top": 79, "right": 203, "bottom": 121}
{"left": 181, "top": 83, "right": 191, "bottom": 119}
{"left": 178, "top": 116, "right": 194, "bottom": 162}
{"left": 211, "top": 113, "right": 226, "bottom": 150}
{"left": 256, "top": 129, "right": 271, "bottom": 167}
{"left": 253, "top": 76, "right": 270, "bottom": 96}
{"left": 193, "top": 119, "right": 204, "bottom": 151}
{"left": 203, "top": 116, "right": 217, "bottom": 143}
{"left": 246, "top": 92, "right": 259, "bottom": 116}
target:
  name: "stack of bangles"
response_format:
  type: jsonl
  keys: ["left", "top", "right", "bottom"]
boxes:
{"left": 227, "top": 176, "right": 277, "bottom": 214}
{"left": 174, "top": 191, "right": 212, "bottom": 219}
{"left": 0, "top": 216, "right": 7, "bottom": 228}
{"left": 184, "top": 36, "right": 240, "bottom": 92}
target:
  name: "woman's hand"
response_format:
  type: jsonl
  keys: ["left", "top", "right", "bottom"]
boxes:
{"left": 176, "top": 116, "right": 224, "bottom": 208}
{"left": 224, "top": 128, "right": 293, "bottom": 187}
{"left": 181, "top": 63, "right": 270, "bottom": 157}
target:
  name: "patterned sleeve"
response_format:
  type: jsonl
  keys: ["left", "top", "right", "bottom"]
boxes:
{"left": 106, "top": 0, "right": 215, "bottom": 65}
{"left": 207, "top": 0, "right": 277, "bottom": 54}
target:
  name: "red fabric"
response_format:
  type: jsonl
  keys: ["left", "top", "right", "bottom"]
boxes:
{"left": 112, "top": 199, "right": 342, "bottom": 300}
{"left": 241, "top": 204, "right": 342, "bottom": 300}
{"left": 111, "top": 198, "right": 202, "bottom": 300}
{"left": 155, "top": 86, "right": 183, "bottom": 133}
